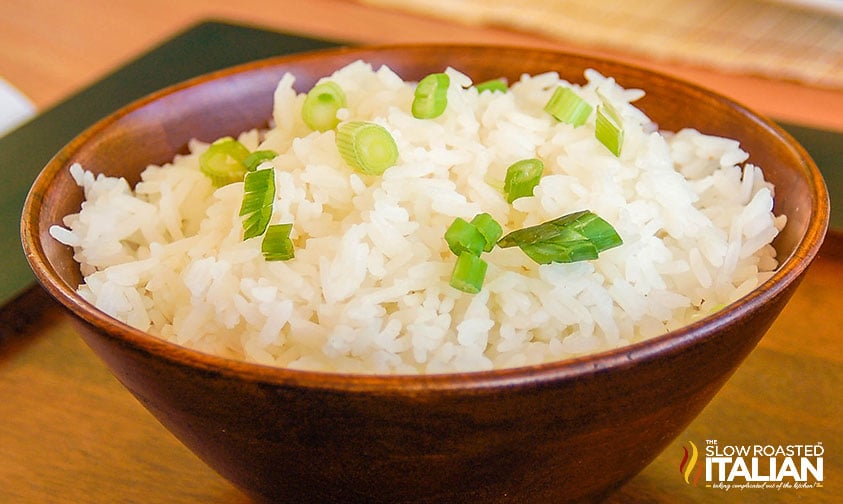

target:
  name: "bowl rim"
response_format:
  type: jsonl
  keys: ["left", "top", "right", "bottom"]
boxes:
{"left": 21, "top": 43, "right": 830, "bottom": 393}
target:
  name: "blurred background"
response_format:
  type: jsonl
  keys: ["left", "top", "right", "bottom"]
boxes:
{"left": 0, "top": 0, "right": 841, "bottom": 133}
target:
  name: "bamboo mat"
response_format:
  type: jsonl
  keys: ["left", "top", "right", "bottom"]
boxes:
{"left": 359, "top": 0, "right": 843, "bottom": 88}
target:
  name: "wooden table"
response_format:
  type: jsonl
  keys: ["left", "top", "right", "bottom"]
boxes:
{"left": 1, "top": 1, "right": 840, "bottom": 502}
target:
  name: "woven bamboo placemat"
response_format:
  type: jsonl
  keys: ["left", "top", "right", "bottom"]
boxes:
{"left": 360, "top": 0, "right": 843, "bottom": 88}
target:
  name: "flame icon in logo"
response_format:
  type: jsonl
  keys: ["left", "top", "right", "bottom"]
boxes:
{"left": 679, "top": 441, "right": 703, "bottom": 486}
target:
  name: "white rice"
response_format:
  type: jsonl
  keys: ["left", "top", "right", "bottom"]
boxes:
{"left": 50, "top": 61, "right": 786, "bottom": 374}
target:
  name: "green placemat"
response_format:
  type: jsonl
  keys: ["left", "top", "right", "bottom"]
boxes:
{"left": 1, "top": 19, "right": 839, "bottom": 305}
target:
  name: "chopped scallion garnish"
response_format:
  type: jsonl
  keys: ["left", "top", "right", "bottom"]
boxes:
{"left": 302, "top": 80, "right": 347, "bottom": 132}
{"left": 444, "top": 214, "right": 502, "bottom": 294}
{"left": 243, "top": 149, "right": 278, "bottom": 172}
{"left": 595, "top": 98, "right": 624, "bottom": 156}
{"left": 497, "top": 210, "right": 622, "bottom": 264}
{"left": 544, "top": 86, "right": 593, "bottom": 127}
{"left": 504, "top": 158, "right": 544, "bottom": 203}
{"left": 412, "top": 72, "right": 450, "bottom": 119}
{"left": 261, "top": 223, "right": 295, "bottom": 261}
{"left": 449, "top": 251, "right": 488, "bottom": 294}
{"left": 239, "top": 168, "right": 276, "bottom": 240}
{"left": 444, "top": 217, "right": 487, "bottom": 257}
{"left": 336, "top": 121, "right": 399, "bottom": 175}
{"left": 475, "top": 78, "right": 508, "bottom": 94}
{"left": 517, "top": 235, "right": 600, "bottom": 264}
{"left": 470, "top": 213, "right": 503, "bottom": 252}
{"left": 572, "top": 210, "right": 625, "bottom": 251}
{"left": 199, "top": 137, "right": 250, "bottom": 187}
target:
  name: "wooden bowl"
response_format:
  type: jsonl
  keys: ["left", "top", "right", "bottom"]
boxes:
{"left": 21, "top": 45, "right": 829, "bottom": 503}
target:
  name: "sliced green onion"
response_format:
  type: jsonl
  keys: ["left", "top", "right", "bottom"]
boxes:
{"left": 336, "top": 121, "right": 399, "bottom": 175}
{"left": 444, "top": 217, "right": 486, "bottom": 257}
{"left": 261, "top": 223, "right": 295, "bottom": 261}
{"left": 504, "top": 158, "right": 544, "bottom": 203}
{"left": 497, "top": 210, "right": 622, "bottom": 264}
{"left": 199, "top": 137, "right": 250, "bottom": 186}
{"left": 449, "top": 251, "right": 488, "bottom": 294}
{"left": 519, "top": 242, "right": 595, "bottom": 264}
{"left": 573, "top": 210, "right": 624, "bottom": 251}
{"left": 239, "top": 168, "right": 276, "bottom": 240}
{"left": 519, "top": 236, "right": 599, "bottom": 264}
{"left": 412, "top": 72, "right": 450, "bottom": 119}
{"left": 498, "top": 210, "right": 579, "bottom": 248}
{"left": 243, "top": 150, "right": 278, "bottom": 172}
{"left": 475, "top": 78, "right": 508, "bottom": 94}
{"left": 445, "top": 214, "right": 501, "bottom": 294}
{"left": 302, "top": 80, "right": 347, "bottom": 132}
{"left": 497, "top": 218, "right": 565, "bottom": 249}
{"left": 470, "top": 213, "right": 503, "bottom": 252}
{"left": 595, "top": 98, "right": 624, "bottom": 156}
{"left": 544, "top": 86, "right": 593, "bottom": 127}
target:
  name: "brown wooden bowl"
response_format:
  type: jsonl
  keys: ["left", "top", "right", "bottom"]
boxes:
{"left": 21, "top": 45, "right": 829, "bottom": 503}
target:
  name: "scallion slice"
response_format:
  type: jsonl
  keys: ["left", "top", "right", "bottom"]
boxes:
{"left": 497, "top": 210, "right": 622, "bottom": 264}
{"left": 199, "top": 137, "right": 250, "bottom": 187}
{"left": 239, "top": 168, "right": 276, "bottom": 240}
{"left": 261, "top": 223, "right": 295, "bottom": 261}
{"left": 519, "top": 236, "right": 599, "bottom": 264}
{"left": 573, "top": 210, "right": 625, "bottom": 251}
{"left": 302, "top": 80, "right": 347, "bottom": 132}
{"left": 243, "top": 150, "right": 278, "bottom": 172}
{"left": 475, "top": 78, "right": 508, "bottom": 94}
{"left": 595, "top": 99, "right": 624, "bottom": 156}
{"left": 544, "top": 86, "right": 593, "bottom": 127}
{"left": 503, "top": 158, "right": 544, "bottom": 203}
{"left": 449, "top": 251, "right": 488, "bottom": 294}
{"left": 412, "top": 72, "right": 450, "bottom": 119}
{"left": 444, "top": 217, "right": 486, "bottom": 257}
{"left": 336, "top": 121, "right": 399, "bottom": 175}
{"left": 470, "top": 213, "right": 503, "bottom": 252}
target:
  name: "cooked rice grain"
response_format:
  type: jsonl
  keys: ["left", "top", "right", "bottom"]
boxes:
{"left": 51, "top": 62, "right": 784, "bottom": 374}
